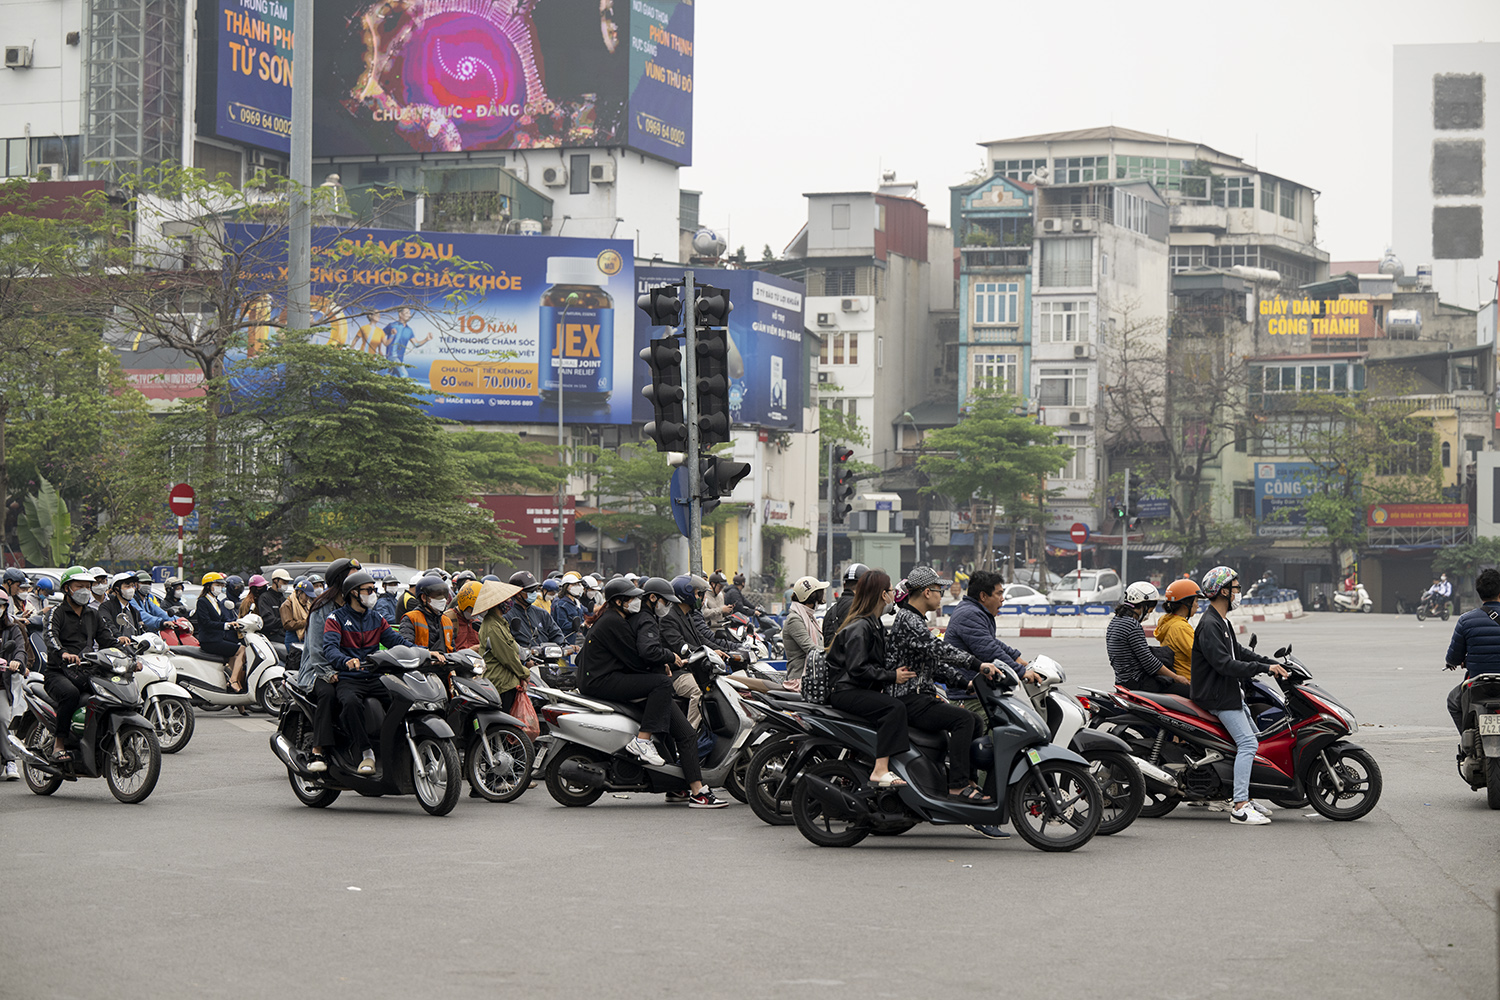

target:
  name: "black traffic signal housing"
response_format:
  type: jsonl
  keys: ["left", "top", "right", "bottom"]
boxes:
{"left": 694, "top": 285, "right": 732, "bottom": 448}
{"left": 702, "top": 455, "right": 751, "bottom": 498}
{"left": 1111, "top": 501, "right": 1128, "bottom": 520}
{"left": 639, "top": 337, "right": 687, "bottom": 452}
{"left": 636, "top": 285, "right": 684, "bottom": 327}
{"left": 831, "top": 446, "right": 856, "bottom": 524}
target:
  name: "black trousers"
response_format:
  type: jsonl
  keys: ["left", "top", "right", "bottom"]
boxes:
{"left": 1125, "top": 672, "right": 1191, "bottom": 698}
{"left": 1449, "top": 683, "right": 1466, "bottom": 732}
{"left": 335, "top": 675, "right": 388, "bottom": 755}
{"left": 830, "top": 688, "right": 910, "bottom": 758}
{"left": 901, "top": 693, "right": 977, "bottom": 788}
{"left": 44, "top": 672, "right": 85, "bottom": 744}
{"left": 582, "top": 671, "right": 702, "bottom": 784}
{"left": 499, "top": 687, "right": 519, "bottom": 714}
{"left": 311, "top": 677, "right": 338, "bottom": 748}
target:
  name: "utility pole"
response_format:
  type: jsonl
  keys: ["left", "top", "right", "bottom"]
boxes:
{"left": 825, "top": 442, "right": 834, "bottom": 586}
{"left": 1121, "top": 465, "right": 1130, "bottom": 584}
{"left": 683, "top": 270, "right": 703, "bottom": 578}
{"left": 285, "top": 0, "right": 313, "bottom": 331}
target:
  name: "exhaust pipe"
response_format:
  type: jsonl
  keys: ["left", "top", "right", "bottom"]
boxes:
{"left": 269, "top": 733, "right": 317, "bottom": 778}
{"left": 1133, "top": 755, "right": 1180, "bottom": 793}
{"left": 801, "top": 774, "right": 870, "bottom": 821}
{"left": 556, "top": 759, "right": 608, "bottom": 790}
{"left": 7, "top": 734, "right": 64, "bottom": 777}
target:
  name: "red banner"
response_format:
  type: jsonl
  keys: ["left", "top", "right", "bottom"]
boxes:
{"left": 1366, "top": 504, "right": 1469, "bottom": 528}
{"left": 478, "top": 494, "right": 576, "bottom": 546}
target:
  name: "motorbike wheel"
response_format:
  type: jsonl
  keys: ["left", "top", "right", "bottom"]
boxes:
{"left": 1304, "top": 745, "right": 1382, "bottom": 821}
{"left": 1085, "top": 749, "right": 1145, "bottom": 836}
{"left": 791, "top": 761, "right": 871, "bottom": 848}
{"left": 1416, "top": 606, "right": 1427, "bottom": 622}
{"left": 545, "top": 745, "right": 606, "bottom": 807}
{"left": 152, "top": 696, "right": 195, "bottom": 754}
{"left": 467, "top": 725, "right": 533, "bottom": 803}
{"left": 21, "top": 720, "right": 62, "bottom": 796}
{"left": 1362, "top": 602, "right": 1373, "bottom": 614}
{"left": 105, "top": 726, "right": 161, "bottom": 804}
{"left": 1138, "top": 789, "right": 1182, "bottom": 818}
{"left": 1485, "top": 757, "right": 1500, "bottom": 811}
{"left": 723, "top": 747, "right": 750, "bottom": 803}
{"left": 1007, "top": 759, "right": 1103, "bottom": 852}
{"left": 1441, "top": 606, "right": 1451, "bottom": 622}
{"left": 411, "top": 737, "right": 462, "bottom": 817}
{"left": 257, "top": 680, "right": 285, "bottom": 716}
{"left": 289, "top": 769, "right": 340, "bottom": 807}
{"left": 745, "top": 738, "right": 799, "bottom": 826}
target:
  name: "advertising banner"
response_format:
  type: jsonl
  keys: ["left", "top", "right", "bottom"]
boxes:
{"left": 1254, "top": 461, "right": 1328, "bottom": 537}
{"left": 308, "top": 0, "right": 693, "bottom": 165}
{"left": 635, "top": 267, "right": 805, "bottom": 432}
{"left": 477, "top": 494, "right": 575, "bottom": 545}
{"left": 211, "top": 0, "right": 297, "bottom": 152}
{"left": 1365, "top": 504, "right": 1469, "bottom": 528}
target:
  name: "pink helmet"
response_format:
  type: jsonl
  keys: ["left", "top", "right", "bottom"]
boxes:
{"left": 248, "top": 574, "right": 268, "bottom": 588}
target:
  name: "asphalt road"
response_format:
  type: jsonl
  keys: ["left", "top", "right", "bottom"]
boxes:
{"left": 2, "top": 613, "right": 1495, "bottom": 1000}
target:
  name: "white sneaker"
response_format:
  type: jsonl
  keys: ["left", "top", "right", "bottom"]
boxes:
{"left": 1249, "top": 800, "right": 1273, "bottom": 817}
{"left": 1230, "top": 803, "right": 1271, "bottom": 825}
{"left": 3, "top": 761, "right": 17, "bottom": 781}
{"left": 624, "top": 737, "right": 665, "bottom": 767}
{"left": 1207, "top": 800, "right": 1233, "bottom": 813}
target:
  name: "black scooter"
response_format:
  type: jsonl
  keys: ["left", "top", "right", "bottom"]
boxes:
{"left": 1452, "top": 669, "right": 1500, "bottom": 808}
{"left": 786, "top": 672, "right": 1103, "bottom": 851}
{"left": 270, "top": 646, "right": 463, "bottom": 816}
{"left": 445, "top": 648, "right": 534, "bottom": 802}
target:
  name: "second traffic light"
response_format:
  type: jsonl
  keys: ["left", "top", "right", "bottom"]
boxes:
{"left": 639, "top": 337, "right": 687, "bottom": 452}
{"left": 831, "top": 446, "right": 856, "bottom": 523}
{"left": 702, "top": 455, "right": 751, "bottom": 498}
{"left": 694, "top": 285, "right": 732, "bottom": 448}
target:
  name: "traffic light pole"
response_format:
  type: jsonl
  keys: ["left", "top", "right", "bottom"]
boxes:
{"left": 1121, "top": 465, "right": 1129, "bottom": 584}
{"left": 825, "top": 442, "right": 834, "bottom": 587}
{"left": 683, "top": 270, "right": 704, "bottom": 578}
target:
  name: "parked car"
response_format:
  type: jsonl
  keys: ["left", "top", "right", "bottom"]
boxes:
{"left": 1010, "top": 566, "right": 1063, "bottom": 590}
{"left": 1048, "top": 569, "right": 1125, "bottom": 606}
{"left": 1001, "top": 583, "right": 1052, "bottom": 608}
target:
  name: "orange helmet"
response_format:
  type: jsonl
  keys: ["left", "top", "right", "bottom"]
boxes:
{"left": 1163, "top": 579, "right": 1202, "bottom": 603}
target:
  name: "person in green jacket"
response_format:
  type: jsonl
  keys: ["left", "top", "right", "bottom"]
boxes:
{"left": 475, "top": 579, "right": 527, "bottom": 713}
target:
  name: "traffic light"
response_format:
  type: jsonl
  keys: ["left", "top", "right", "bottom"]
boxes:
{"left": 639, "top": 337, "right": 687, "bottom": 452}
{"left": 702, "top": 456, "right": 751, "bottom": 498}
{"left": 694, "top": 285, "right": 732, "bottom": 448}
{"left": 831, "top": 446, "right": 856, "bottom": 523}
{"left": 636, "top": 285, "right": 684, "bottom": 327}
{"left": 1111, "top": 502, "right": 1128, "bottom": 520}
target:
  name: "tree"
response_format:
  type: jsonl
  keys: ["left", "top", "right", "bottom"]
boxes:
{"left": 446, "top": 430, "right": 568, "bottom": 494}
{"left": 917, "top": 391, "right": 1074, "bottom": 572}
{"left": 583, "top": 443, "right": 682, "bottom": 577}
{"left": 15, "top": 477, "right": 72, "bottom": 565}
{"left": 760, "top": 244, "right": 776, "bottom": 262}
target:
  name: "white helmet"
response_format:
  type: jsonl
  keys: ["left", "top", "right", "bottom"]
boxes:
{"left": 1124, "top": 581, "right": 1161, "bottom": 605}
{"left": 409, "top": 573, "right": 424, "bottom": 586}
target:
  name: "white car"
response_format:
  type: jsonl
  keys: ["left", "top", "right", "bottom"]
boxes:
{"left": 1001, "top": 583, "right": 1052, "bottom": 608}
{"left": 1048, "top": 569, "right": 1125, "bottom": 606}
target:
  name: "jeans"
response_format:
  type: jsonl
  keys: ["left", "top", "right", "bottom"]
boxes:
{"left": 1214, "top": 704, "right": 1258, "bottom": 803}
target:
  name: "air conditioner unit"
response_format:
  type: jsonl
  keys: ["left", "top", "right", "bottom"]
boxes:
{"left": 36, "top": 162, "right": 63, "bottom": 181}
{"left": 1072, "top": 343, "right": 1095, "bottom": 359}
{"left": 1068, "top": 409, "right": 1086, "bottom": 425}
{"left": 1072, "top": 218, "right": 1095, "bottom": 232}
{"left": 816, "top": 312, "right": 835, "bottom": 326}
{"left": 817, "top": 371, "right": 831, "bottom": 384}
{"left": 1041, "top": 218, "right": 1065, "bottom": 233}
{"left": 840, "top": 298, "right": 863, "bottom": 312}
{"left": 541, "top": 165, "right": 568, "bottom": 187}
{"left": 4, "top": 45, "right": 32, "bottom": 69}
{"left": 589, "top": 161, "right": 615, "bottom": 184}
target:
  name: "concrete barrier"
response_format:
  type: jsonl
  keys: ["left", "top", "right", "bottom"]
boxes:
{"left": 994, "top": 598, "right": 1305, "bottom": 639}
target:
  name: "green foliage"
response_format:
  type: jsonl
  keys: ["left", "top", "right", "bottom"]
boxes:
{"left": 16, "top": 477, "right": 72, "bottom": 565}
{"left": 446, "top": 430, "right": 567, "bottom": 493}
{"left": 584, "top": 443, "right": 681, "bottom": 576}
{"left": 1430, "top": 539, "right": 1500, "bottom": 580}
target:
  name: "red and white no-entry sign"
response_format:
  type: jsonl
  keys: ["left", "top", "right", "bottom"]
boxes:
{"left": 1069, "top": 522, "right": 1090, "bottom": 544}
{"left": 168, "top": 483, "right": 196, "bottom": 517}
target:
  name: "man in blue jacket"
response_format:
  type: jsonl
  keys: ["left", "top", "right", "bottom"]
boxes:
{"left": 1444, "top": 568, "right": 1500, "bottom": 734}
{"left": 943, "top": 570, "right": 1040, "bottom": 686}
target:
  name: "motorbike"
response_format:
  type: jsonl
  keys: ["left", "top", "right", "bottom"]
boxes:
{"left": 784, "top": 671, "right": 1103, "bottom": 851}
{"left": 269, "top": 645, "right": 464, "bottom": 816}
{"left": 1024, "top": 655, "right": 1147, "bottom": 835}
{"left": 125, "top": 627, "right": 196, "bottom": 753}
{"left": 445, "top": 648, "right": 534, "bottom": 802}
{"left": 717, "top": 611, "right": 781, "bottom": 661}
{"left": 1451, "top": 669, "right": 1500, "bottom": 808}
{"left": 1332, "top": 584, "right": 1374, "bottom": 614}
{"left": 540, "top": 650, "right": 759, "bottom": 806}
{"left": 1416, "top": 592, "right": 1452, "bottom": 622}
{"left": 6, "top": 643, "right": 163, "bottom": 803}
{"left": 169, "top": 613, "right": 287, "bottom": 714}
{"left": 1083, "top": 643, "right": 1381, "bottom": 820}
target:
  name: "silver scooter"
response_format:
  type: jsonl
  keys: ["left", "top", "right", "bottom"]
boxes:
{"left": 168, "top": 613, "right": 286, "bottom": 714}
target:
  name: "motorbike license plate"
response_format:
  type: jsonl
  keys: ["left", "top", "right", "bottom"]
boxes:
{"left": 1478, "top": 715, "right": 1500, "bottom": 736}
{"left": 1026, "top": 748, "right": 1042, "bottom": 765}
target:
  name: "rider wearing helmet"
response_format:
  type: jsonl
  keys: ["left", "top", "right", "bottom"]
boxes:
{"left": 446, "top": 580, "right": 483, "bottom": 651}
{"left": 723, "top": 573, "right": 754, "bottom": 617}
{"left": 1154, "top": 578, "right": 1202, "bottom": 681}
{"left": 43, "top": 566, "right": 130, "bottom": 762}
{"left": 223, "top": 575, "right": 245, "bottom": 609}
{"left": 280, "top": 575, "right": 313, "bottom": 648}
{"left": 661, "top": 574, "right": 742, "bottom": 671}
{"left": 535, "top": 577, "right": 560, "bottom": 614}
{"left": 821, "top": 563, "right": 870, "bottom": 645}
{"left": 506, "top": 571, "right": 569, "bottom": 655}
{"left": 702, "top": 571, "right": 731, "bottom": 627}
{"left": 400, "top": 573, "right": 425, "bottom": 616}
{"left": 128, "top": 570, "right": 172, "bottom": 634}
{"left": 2, "top": 566, "right": 30, "bottom": 611}
{"left": 1105, "top": 581, "right": 1188, "bottom": 696}
{"left": 194, "top": 572, "right": 247, "bottom": 693}
{"left": 100, "top": 571, "right": 145, "bottom": 635}
{"left": 322, "top": 569, "right": 413, "bottom": 775}
{"left": 641, "top": 577, "right": 714, "bottom": 730}
{"left": 375, "top": 575, "right": 403, "bottom": 623}
{"left": 31, "top": 576, "right": 55, "bottom": 614}
{"left": 243, "top": 574, "right": 286, "bottom": 646}
{"left": 239, "top": 574, "right": 267, "bottom": 616}
{"left": 1191, "top": 566, "right": 1290, "bottom": 825}
{"left": 88, "top": 567, "right": 109, "bottom": 604}
{"left": 551, "top": 571, "right": 589, "bottom": 642}
{"left": 399, "top": 575, "right": 455, "bottom": 662}
{"left": 295, "top": 558, "right": 362, "bottom": 772}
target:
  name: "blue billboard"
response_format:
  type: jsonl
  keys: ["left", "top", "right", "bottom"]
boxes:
{"left": 210, "top": 0, "right": 296, "bottom": 153}
{"left": 634, "top": 267, "right": 806, "bottom": 432}
{"left": 626, "top": 1, "right": 693, "bottom": 165}
{"left": 1254, "top": 461, "right": 1327, "bottom": 537}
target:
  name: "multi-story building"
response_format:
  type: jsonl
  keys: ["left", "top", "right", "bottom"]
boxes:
{"left": 1392, "top": 43, "right": 1500, "bottom": 311}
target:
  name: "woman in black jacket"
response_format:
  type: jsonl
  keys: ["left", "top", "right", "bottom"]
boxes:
{"left": 826, "top": 569, "right": 915, "bottom": 788}
{"left": 577, "top": 577, "right": 725, "bottom": 808}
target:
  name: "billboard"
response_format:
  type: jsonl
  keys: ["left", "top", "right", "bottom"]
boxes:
{"left": 477, "top": 494, "right": 575, "bottom": 545}
{"left": 1254, "top": 461, "right": 1328, "bottom": 538}
{"left": 634, "top": 267, "right": 806, "bottom": 432}
{"left": 205, "top": 0, "right": 298, "bottom": 153}
{"left": 1366, "top": 504, "right": 1469, "bottom": 528}
{"left": 307, "top": 0, "right": 693, "bottom": 164}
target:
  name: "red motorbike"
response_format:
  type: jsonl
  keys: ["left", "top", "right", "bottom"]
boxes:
{"left": 1081, "top": 642, "right": 1381, "bottom": 821}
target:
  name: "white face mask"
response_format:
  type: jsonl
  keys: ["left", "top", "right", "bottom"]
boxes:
{"left": 281, "top": 585, "right": 293, "bottom": 595}
{"left": 313, "top": 586, "right": 325, "bottom": 597}
{"left": 360, "top": 592, "right": 379, "bottom": 610}
{"left": 212, "top": 586, "right": 226, "bottom": 599}
{"left": 568, "top": 584, "right": 583, "bottom": 597}
{"left": 92, "top": 583, "right": 108, "bottom": 596}
{"left": 70, "top": 588, "right": 91, "bottom": 606}
{"left": 121, "top": 587, "right": 137, "bottom": 601}
{"left": 625, "top": 598, "right": 642, "bottom": 614}
{"left": 385, "top": 588, "right": 399, "bottom": 598}
{"left": 653, "top": 599, "right": 672, "bottom": 618}
{"left": 430, "top": 598, "right": 449, "bottom": 613}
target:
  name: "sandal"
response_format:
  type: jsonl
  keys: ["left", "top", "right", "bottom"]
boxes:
{"left": 871, "top": 772, "right": 907, "bottom": 788}
{"left": 954, "top": 784, "right": 992, "bottom": 803}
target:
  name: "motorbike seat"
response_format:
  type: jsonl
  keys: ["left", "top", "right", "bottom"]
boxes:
{"left": 26, "top": 678, "right": 56, "bottom": 708}
{"left": 590, "top": 699, "right": 647, "bottom": 723}
{"left": 175, "top": 646, "right": 229, "bottom": 663}
{"left": 907, "top": 728, "right": 948, "bottom": 751}
{"left": 1127, "top": 690, "right": 1219, "bottom": 724}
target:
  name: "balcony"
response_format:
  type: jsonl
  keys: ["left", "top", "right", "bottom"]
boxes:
{"left": 1387, "top": 392, "right": 1491, "bottom": 415}
{"left": 1169, "top": 203, "right": 1229, "bottom": 232}
{"left": 1036, "top": 201, "right": 1114, "bottom": 225}
{"left": 961, "top": 246, "right": 1031, "bottom": 270}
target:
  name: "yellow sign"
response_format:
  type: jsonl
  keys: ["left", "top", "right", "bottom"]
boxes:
{"left": 1260, "top": 297, "right": 1370, "bottom": 336}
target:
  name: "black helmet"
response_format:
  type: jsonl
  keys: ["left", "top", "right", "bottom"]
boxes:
{"left": 424, "top": 566, "right": 451, "bottom": 581}
{"left": 481, "top": 574, "right": 501, "bottom": 583}
{"left": 843, "top": 562, "right": 870, "bottom": 584}
{"left": 641, "top": 577, "right": 680, "bottom": 603}
{"left": 708, "top": 571, "right": 727, "bottom": 586}
{"left": 509, "top": 570, "right": 539, "bottom": 590}
{"left": 670, "top": 574, "right": 697, "bottom": 604}
{"left": 415, "top": 574, "right": 449, "bottom": 598}
{"left": 546, "top": 570, "right": 564, "bottom": 580}
{"left": 324, "top": 558, "right": 359, "bottom": 593}
{"left": 733, "top": 572, "right": 746, "bottom": 586}
{"left": 225, "top": 574, "right": 244, "bottom": 595}
{"left": 342, "top": 570, "right": 376, "bottom": 597}
{"left": 452, "top": 570, "right": 476, "bottom": 585}
{"left": 2, "top": 567, "right": 27, "bottom": 585}
{"left": 306, "top": 572, "right": 325, "bottom": 585}
{"left": 603, "top": 577, "right": 644, "bottom": 602}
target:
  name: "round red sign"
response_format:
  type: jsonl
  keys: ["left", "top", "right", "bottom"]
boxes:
{"left": 1069, "top": 522, "right": 1089, "bottom": 544}
{"left": 168, "top": 483, "right": 196, "bottom": 517}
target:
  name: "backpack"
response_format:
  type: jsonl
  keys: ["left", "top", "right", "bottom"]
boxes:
{"left": 800, "top": 644, "right": 832, "bottom": 705}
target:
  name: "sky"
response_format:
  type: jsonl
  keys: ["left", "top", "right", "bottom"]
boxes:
{"left": 679, "top": 0, "right": 1500, "bottom": 264}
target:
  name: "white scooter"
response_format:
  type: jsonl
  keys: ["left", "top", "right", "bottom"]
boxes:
{"left": 1332, "top": 584, "right": 1374, "bottom": 614}
{"left": 169, "top": 613, "right": 286, "bottom": 714}
{"left": 127, "top": 630, "right": 196, "bottom": 753}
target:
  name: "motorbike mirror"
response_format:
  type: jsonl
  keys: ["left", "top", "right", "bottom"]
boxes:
{"left": 117, "top": 613, "right": 134, "bottom": 631}
{"left": 1247, "top": 633, "right": 1258, "bottom": 650}
{"left": 1273, "top": 645, "right": 1290, "bottom": 659}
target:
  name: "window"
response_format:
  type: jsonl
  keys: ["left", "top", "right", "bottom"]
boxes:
{"left": 1434, "top": 205, "right": 1483, "bottom": 259}
{"left": 1038, "top": 368, "right": 1088, "bottom": 407}
{"left": 1213, "top": 175, "right": 1256, "bottom": 208}
{"left": 1054, "top": 434, "right": 1088, "bottom": 480}
{"left": 1039, "top": 238, "right": 1092, "bottom": 286}
{"left": 993, "top": 158, "right": 1046, "bottom": 181}
{"left": 1442, "top": 441, "right": 1452, "bottom": 467}
{"left": 972, "top": 352, "right": 1018, "bottom": 394}
{"left": 1100, "top": 252, "right": 1108, "bottom": 277}
{"left": 876, "top": 335, "right": 884, "bottom": 369}
{"left": 1434, "top": 73, "right": 1484, "bottom": 130}
{"left": 973, "top": 282, "right": 1019, "bottom": 324}
{"left": 1235, "top": 425, "right": 1248, "bottom": 452}
{"left": 1257, "top": 362, "right": 1364, "bottom": 394}
{"left": 1279, "top": 182, "right": 1297, "bottom": 220}
{"left": 822, "top": 268, "right": 857, "bottom": 296}
{"left": 823, "top": 332, "right": 857, "bottom": 364}
{"left": 1234, "top": 487, "right": 1255, "bottom": 520}
{"left": 1038, "top": 301, "right": 1092, "bottom": 342}
{"left": 832, "top": 203, "right": 850, "bottom": 230}
{"left": 569, "top": 154, "right": 590, "bottom": 194}
{"left": 825, "top": 397, "right": 858, "bottom": 426}
{"left": 1113, "top": 189, "right": 1150, "bottom": 234}
{"left": 1170, "top": 246, "right": 1206, "bottom": 272}
{"left": 1261, "top": 178, "right": 1278, "bottom": 213}
{"left": 1115, "top": 156, "right": 1197, "bottom": 191}
{"left": 1053, "top": 156, "right": 1106, "bottom": 183}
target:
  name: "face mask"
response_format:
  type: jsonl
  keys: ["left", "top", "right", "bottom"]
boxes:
{"left": 360, "top": 592, "right": 379, "bottom": 610}
{"left": 70, "top": 588, "right": 91, "bottom": 606}
{"left": 430, "top": 598, "right": 449, "bottom": 613}
{"left": 625, "top": 598, "right": 642, "bottom": 614}
{"left": 92, "top": 583, "right": 107, "bottom": 596}
{"left": 385, "top": 588, "right": 399, "bottom": 597}
{"left": 568, "top": 584, "right": 583, "bottom": 597}
{"left": 212, "top": 586, "right": 226, "bottom": 599}
{"left": 121, "top": 587, "right": 137, "bottom": 601}
{"left": 496, "top": 599, "right": 513, "bottom": 614}
{"left": 281, "top": 585, "right": 293, "bottom": 595}
{"left": 1230, "top": 593, "right": 1242, "bottom": 610}
{"left": 313, "top": 586, "right": 325, "bottom": 597}
{"left": 653, "top": 600, "right": 672, "bottom": 618}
